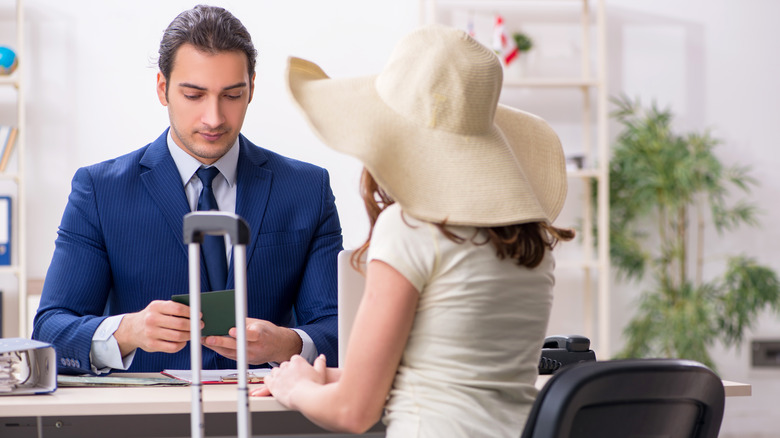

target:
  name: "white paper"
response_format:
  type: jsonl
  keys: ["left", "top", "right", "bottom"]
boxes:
{"left": 162, "top": 368, "right": 269, "bottom": 384}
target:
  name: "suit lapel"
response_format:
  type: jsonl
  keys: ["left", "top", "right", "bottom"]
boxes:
{"left": 228, "top": 135, "right": 272, "bottom": 288}
{"left": 139, "top": 130, "right": 195, "bottom": 269}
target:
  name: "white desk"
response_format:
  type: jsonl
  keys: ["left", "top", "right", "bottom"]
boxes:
{"left": 1, "top": 380, "right": 279, "bottom": 417}
{"left": 0, "top": 374, "right": 751, "bottom": 437}
{"left": 0, "top": 376, "right": 381, "bottom": 437}
{"left": 534, "top": 374, "right": 752, "bottom": 397}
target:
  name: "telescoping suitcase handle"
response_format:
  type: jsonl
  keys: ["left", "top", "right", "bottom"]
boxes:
{"left": 183, "top": 211, "right": 251, "bottom": 438}
{"left": 183, "top": 211, "right": 251, "bottom": 247}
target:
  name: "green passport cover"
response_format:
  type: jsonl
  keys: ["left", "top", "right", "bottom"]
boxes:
{"left": 171, "top": 289, "right": 236, "bottom": 336}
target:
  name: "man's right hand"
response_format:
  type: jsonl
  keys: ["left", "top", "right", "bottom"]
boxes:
{"left": 113, "top": 300, "right": 201, "bottom": 357}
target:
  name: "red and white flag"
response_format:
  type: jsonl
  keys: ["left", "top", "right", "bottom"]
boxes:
{"left": 493, "top": 14, "right": 519, "bottom": 66}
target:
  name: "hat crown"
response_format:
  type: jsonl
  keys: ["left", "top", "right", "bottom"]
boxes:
{"left": 286, "top": 24, "right": 568, "bottom": 226}
{"left": 375, "top": 25, "right": 503, "bottom": 136}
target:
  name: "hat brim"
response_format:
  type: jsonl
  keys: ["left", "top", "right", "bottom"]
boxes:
{"left": 286, "top": 57, "right": 567, "bottom": 226}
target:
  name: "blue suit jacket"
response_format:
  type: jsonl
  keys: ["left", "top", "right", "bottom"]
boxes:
{"left": 33, "top": 130, "right": 343, "bottom": 373}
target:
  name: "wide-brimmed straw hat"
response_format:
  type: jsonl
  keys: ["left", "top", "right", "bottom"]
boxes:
{"left": 286, "top": 24, "right": 567, "bottom": 226}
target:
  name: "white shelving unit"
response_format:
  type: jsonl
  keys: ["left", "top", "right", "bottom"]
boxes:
{"left": 1, "top": 0, "right": 27, "bottom": 338}
{"left": 420, "top": 0, "right": 611, "bottom": 356}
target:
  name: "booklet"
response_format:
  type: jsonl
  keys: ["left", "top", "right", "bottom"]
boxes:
{"left": 162, "top": 368, "right": 269, "bottom": 384}
{"left": 171, "top": 289, "right": 236, "bottom": 336}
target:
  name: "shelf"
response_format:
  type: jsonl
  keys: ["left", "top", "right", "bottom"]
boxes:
{"left": 430, "top": 0, "right": 589, "bottom": 22}
{"left": 435, "top": 0, "right": 586, "bottom": 9}
{"left": 0, "top": 265, "right": 20, "bottom": 275}
{"left": 0, "top": 75, "right": 19, "bottom": 88}
{"left": 556, "top": 260, "right": 602, "bottom": 270}
{"left": 567, "top": 168, "right": 600, "bottom": 179}
{"left": 503, "top": 78, "right": 600, "bottom": 88}
{"left": 437, "top": 0, "right": 585, "bottom": 3}
{"left": 421, "top": 0, "right": 611, "bottom": 356}
{"left": 3, "top": 0, "right": 27, "bottom": 339}
{"left": 0, "top": 172, "right": 20, "bottom": 183}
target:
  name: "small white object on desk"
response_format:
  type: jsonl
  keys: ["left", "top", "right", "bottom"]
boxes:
{"left": 162, "top": 368, "right": 270, "bottom": 384}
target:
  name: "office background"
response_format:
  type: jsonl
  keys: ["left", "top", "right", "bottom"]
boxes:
{"left": 0, "top": 1, "right": 778, "bottom": 436}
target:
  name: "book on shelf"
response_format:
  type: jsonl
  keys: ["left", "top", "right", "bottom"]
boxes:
{"left": 0, "top": 196, "right": 9, "bottom": 265}
{"left": 0, "top": 125, "right": 18, "bottom": 172}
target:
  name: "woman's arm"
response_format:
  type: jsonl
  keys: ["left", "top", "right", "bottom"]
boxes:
{"left": 255, "top": 259, "right": 419, "bottom": 433}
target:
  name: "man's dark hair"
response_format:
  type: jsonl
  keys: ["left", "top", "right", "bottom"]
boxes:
{"left": 158, "top": 5, "right": 257, "bottom": 93}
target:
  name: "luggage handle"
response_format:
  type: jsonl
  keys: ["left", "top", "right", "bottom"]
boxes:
{"left": 183, "top": 211, "right": 251, "bottom": 438}
{"left": 183, "top": 211, "right": 250, "bottom": 245}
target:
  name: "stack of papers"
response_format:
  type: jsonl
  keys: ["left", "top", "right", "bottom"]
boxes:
{"left": 0, "top": 349, "right": 23, "bottom": 393}
{"left": 57, "top": 375, "right": 189, "bottom": 387}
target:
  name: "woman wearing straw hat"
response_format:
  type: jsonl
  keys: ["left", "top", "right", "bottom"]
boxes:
{"left": 251, "top": 24, "right": 574, "bottom": 437}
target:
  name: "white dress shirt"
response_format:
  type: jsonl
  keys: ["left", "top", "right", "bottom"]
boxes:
{"left": 89, "top": 131, "right": 315, "bottom": 374}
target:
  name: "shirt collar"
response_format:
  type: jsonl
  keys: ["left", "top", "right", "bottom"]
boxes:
{"left": 166, "top": 129, "right": 239, "bottom": 187}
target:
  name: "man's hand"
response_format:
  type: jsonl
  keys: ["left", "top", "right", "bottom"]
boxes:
{"left": 114, "top": 300, "right": 200, "bottom": 357}
{"left": 202, "top": 318, "right": 303, "bottom": 365}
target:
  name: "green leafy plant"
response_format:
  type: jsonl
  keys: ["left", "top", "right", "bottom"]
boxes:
{"left": 604, "top": 94, "right": 780, "bottom": 370}
{"left": 512, "top": 32, "right": 533, "bottom": 52}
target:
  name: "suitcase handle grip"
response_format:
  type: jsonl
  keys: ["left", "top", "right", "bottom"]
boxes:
{"left": 183, "top": 211, "right": 250, "bottom": 245}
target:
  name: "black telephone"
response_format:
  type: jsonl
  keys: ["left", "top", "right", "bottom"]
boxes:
{"left": 538, "top": 334, "right": 597, "bottom": 374}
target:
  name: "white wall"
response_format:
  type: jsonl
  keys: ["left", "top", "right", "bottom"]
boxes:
{"left": 17, "top": 0, "right": 419, "bottom": 273}
{"left": 602, "top": 1, "right": 780, "bottom": 436}
{"left": 0, "top": 0, "right": 419, "bottom": 335}
{"left": 1, "top": 0, "right": 779, "bottom": 436}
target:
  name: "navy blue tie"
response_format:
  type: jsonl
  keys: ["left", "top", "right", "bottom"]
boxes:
{"left": 196, "top": 166, "right": 227, "bottom": 291}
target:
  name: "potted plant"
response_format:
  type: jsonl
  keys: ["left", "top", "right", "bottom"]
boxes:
{"left": 603, "top": 94, "right": 780, "bottom": 370}
{"left": 512, "top": 31, "right": 533, "bottom": 54}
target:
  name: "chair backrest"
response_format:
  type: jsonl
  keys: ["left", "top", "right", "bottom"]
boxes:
{"left": 521, "top": 359, "right": 725, "bottom": 438}
{"left": 337, "top": 249, "right": 365, "bottom": 366}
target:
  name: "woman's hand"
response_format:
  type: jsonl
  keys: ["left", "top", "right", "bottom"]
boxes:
{"left": 248, "top": 261, "right": 418, "bottom": 433}
{"left": 250, "top": 354, "right": 327, "bottom": 405}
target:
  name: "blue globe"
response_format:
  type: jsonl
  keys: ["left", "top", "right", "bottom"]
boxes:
{"left": 0, "top": 46, "right": 18, "bottom": 76}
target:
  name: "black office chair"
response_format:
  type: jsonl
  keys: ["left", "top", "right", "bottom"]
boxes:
{"left": 521, "top": 359, "right": 725, "bottom": 438}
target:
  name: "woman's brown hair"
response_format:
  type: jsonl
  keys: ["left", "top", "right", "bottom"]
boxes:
{"left": 352, "top": 168, "right": 575, "bottom": 270}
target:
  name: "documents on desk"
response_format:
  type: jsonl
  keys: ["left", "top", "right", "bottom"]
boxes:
{"left": 162, "top": 368, "right": 270, "bottom": 384}
{"left": 0, "top": 338, "right": 57, "bottom": 395}
{"left": 57, "top": 375, "right": 188, "bottom": 387}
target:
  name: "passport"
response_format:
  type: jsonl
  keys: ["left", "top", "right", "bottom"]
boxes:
{"left": 171, "top": 289, "right": 236, "bottom": 336}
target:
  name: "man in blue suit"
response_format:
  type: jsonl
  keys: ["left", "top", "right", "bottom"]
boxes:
{"left": 33, "top": 5, "right": 342, "bottom": 374}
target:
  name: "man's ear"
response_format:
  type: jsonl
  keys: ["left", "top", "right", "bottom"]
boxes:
{"left": 156, "top": 72, "right": 169, "bottom": 106}
{"left": 248, "top": 72, "right": 256, "bottom": 104}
